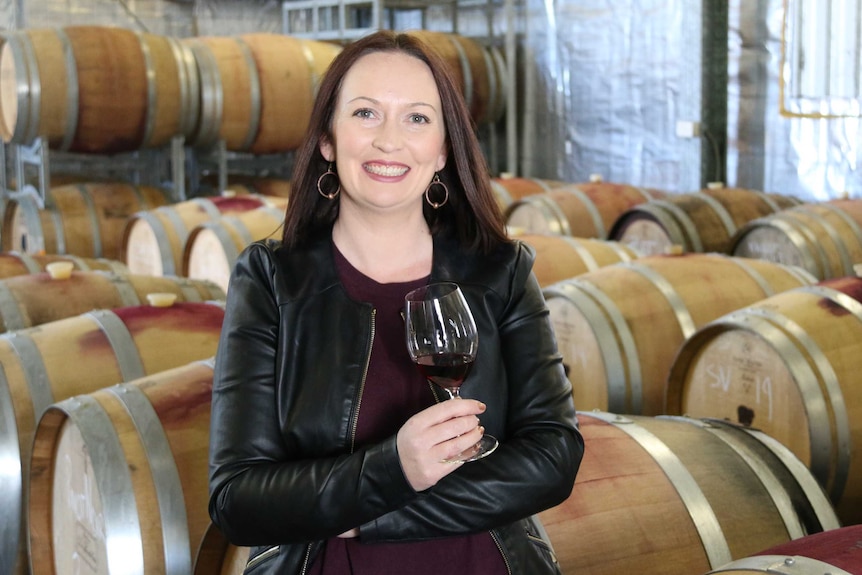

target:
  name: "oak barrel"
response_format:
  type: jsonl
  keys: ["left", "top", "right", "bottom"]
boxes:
{"left": 666, "top": 277, "right": 862, "bottom": 525}
{"left": 542, "top": 253, "right": 816, "bottom": 415}
{"left": 0, "top": 26, "right": 198, "bottom": 153}
{"left": 408, "top": 30, "right": 506, "bottom": 124}
{"left": 515, "top": 233, "right": 638, "bottom": 287}
{"left": 29, "top": 359, "right": 217, "bottom": 575}
{"left": 185, "top": 34, "right": 335, "bottom": 153}
{"left": 702, "top": 525, "right": 862, "bottom": 574}
{"left": 731, "top": 199, "right": 862, "bottom": 280}
{"left": 0, "top": 270, "right": 224, "bottom": 333}
{"left": 0, "top": 251, "right": 128, "bottom": 279}
{"left": 2, "top": 182, "right": 169, "bottom": 260}
{"left": 182, "top": 204, "right": 285, "bottom": 293}
{"left": 539, "top": 412, "right": 839, "bottom": 575}
{"left": 0, "top": 302, "right": 224, "bottom": 575}
{"left": 123, "top": 194, "right": 288, "bottom": 276}
{"left": 609, "top": 184, "right": 800, "bottom": 256}
{"left": 194, "top": 523, "right": 251, "bottom": 575}
{"left": 490, "top": 176, "right": 569, "bottom": 213}
{"left": 505, "top": 179, "right": 664, "bottom": 239}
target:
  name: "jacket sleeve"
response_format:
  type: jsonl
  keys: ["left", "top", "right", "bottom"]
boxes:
{"left": 361, "top": 241, "right": 584, "bottom": 542}
{"left": 208, "top": 243, "right": 417, "bottom": 546}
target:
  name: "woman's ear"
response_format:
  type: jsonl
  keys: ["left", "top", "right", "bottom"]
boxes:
{"left": 319, "top": 138, "right": 334, "bottom": 162}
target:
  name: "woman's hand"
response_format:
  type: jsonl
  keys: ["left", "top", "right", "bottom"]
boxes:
{"left": 396, "top": 399, "right": 486, "bottom": 491}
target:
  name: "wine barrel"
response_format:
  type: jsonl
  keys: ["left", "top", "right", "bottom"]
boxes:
{"left": 0, "top": 270, "right": 224, "bottom": 333}
{"left": 731, "top": 199, "right": 862, "bottom": 280}
{"left": 409, "top": 30, "right": 505, "bottom": 125}
{"left": 505, "top": 179, "right": 664, "bottom": 239}
{"left": 0, "top": 26, "right": 198, "bottom": 153}
{"left": 0, "top": 251, "right": 128, "bottom": 278}
{"left": 490, "top": 176, "right": 569, "bottom": 213}
{"left": 542, "top": 253, "right": 816, "bottom": 415}
{"left": 515, "top": 233, "right": 638, "bottom": 287}
{"left": 0, "top": 301, "right": 224, "bottom": 575}
{"left": 539, "top": 412, "right": 839, "bottom": 575}
{"left": 703, "top": 525, "right": 862, "bottom": 574}
{"left": 182, "top": 205, "right": 285, "bottom": 293}
{"left": 123, "top": 195, "right": 288, "bottom": 276}
{"left": 185, "top": 33, "right": 336, "bottom": 153}
{"left": 609, "top": 184, "right": 800, "bottom": 256}
{"left": 28, "top": 359, "right": 217, "bottom": 575}
{"left": 199, "top": 175, "right": 292, "bottom": 198}
{"left": 1, "top": 182, "right": 169, "bottom": 260}
{"left": 666, "top": 277, "right": 862, "bottom": 525}
{"left": 194, "top": 523, "right": 251, "bottom": 575}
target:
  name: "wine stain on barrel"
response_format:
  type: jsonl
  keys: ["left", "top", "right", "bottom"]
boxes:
{"left": 737, "top": 405, "right": 755, "bottom": 426}
{"left": 819, "top": 277, "right": 862, "bottom": 316}
{"left": 212, "top": 196, "right": 266, "bottom": 213}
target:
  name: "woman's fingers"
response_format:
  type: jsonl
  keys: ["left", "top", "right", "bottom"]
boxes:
{"left": 397, "top": 400, "right": 487, "bottom": 491}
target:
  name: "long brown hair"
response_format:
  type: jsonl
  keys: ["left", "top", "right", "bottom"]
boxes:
{"left": 281, "top": 30, "right": 508, "bottom": 253}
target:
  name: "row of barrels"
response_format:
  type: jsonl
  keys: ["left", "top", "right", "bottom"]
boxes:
{"left": 0, "top": 25, "right": 505, "bottom": 156}
{"left": 3, "top": 326, "right": 859, "bottom": 574}
{"left": 496, "top": 175, "right": 862, "bottom": 281}
{"left": 540, "top": 251, "right": 862, "bottom": 529}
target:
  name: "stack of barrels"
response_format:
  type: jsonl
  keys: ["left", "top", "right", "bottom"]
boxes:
{"left": 3, "top": 22, "right": 862, "bottom": 575}
{"left": 0, "top": 23, "right": 517, "bottom": 575}
{"left": 503, "top": 176, "right": 862, "bottom": 574}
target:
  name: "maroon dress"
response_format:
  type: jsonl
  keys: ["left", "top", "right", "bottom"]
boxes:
{"left": 307, "top": 245, "right": 508, "bottom": 575}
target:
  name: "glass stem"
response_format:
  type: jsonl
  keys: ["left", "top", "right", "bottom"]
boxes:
{"left": 446, "top": 387, "right": 461, "bottom": 400}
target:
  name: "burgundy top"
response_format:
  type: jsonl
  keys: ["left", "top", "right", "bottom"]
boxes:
{"left": 307, "top": 245, "right": 507, "bottom": 575}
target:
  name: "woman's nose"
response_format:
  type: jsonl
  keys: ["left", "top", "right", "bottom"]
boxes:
{"left": 372, "top": 120, "right": 403, "bottom": 152}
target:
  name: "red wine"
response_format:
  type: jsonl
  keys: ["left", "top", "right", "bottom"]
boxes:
{"left": 415, "top": 353, "right": 474, "bottom": 389}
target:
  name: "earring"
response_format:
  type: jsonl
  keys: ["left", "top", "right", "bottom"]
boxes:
{"left": 424, "top": 173, "right": 448, "bottom": 209}
{"left": 317, "top": 163, "right": 341, "bottom": 199}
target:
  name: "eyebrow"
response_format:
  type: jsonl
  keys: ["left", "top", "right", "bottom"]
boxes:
{"left": 346, "top": 96, "right": 437, "bottom": 110}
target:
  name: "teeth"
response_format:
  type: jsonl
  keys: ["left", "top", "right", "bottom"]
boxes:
{"left": 365, "top": 164, "right": 408, "bottom": 177}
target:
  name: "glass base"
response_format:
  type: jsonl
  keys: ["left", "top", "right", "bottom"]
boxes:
{"left": 444, "top": 434, "right": 499, "bottom": 463}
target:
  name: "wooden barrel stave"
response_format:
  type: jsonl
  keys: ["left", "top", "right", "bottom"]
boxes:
{"left": 123, "top": 194, "right": 287, "bottom": 276}
{"left": 2, "top": 182, "right": 169, "bottom": 260}
{"left": 703, "top": 525, "right": 862, "bottom": 574}
{"left": 0, "top": 302, "right": 224, "bottom": 575}
{"left": 732, "top": 199, "right": 862, "bottom": 280}
{"left": 29, "top": 359, "right": 216, "bottom": 574}
{"left": 515, "top": 233, "right": 638, "bottom": 287}
{"left": 666, "top": 278, "right": 862, "bottom": 525}
{"left": 543, "top": 254, "right": 816, "bottom": 416}
{"left": 539, "top": 412, "right": 839, "bottom": 575}
{"left": 182, "top": 205, "right": 285, "bottom": 293}
{"left": 610, "top": 187, "right": 800, "bottom": 256}
{"left": 0, "top": 251, "right": 128, "bottom": 278}
{"left": 506, "top": 181, "right": 663, "bottom": 239}
{"left": 0, "top": 271, "right": 224, "bottom": 333}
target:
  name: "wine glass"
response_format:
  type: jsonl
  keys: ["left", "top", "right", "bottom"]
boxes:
{"left": 404, "top": 282, "right": 498, "bottom": 462}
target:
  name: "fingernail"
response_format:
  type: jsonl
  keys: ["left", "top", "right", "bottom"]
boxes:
{"left": 478, "top": 402, "right": 487, "bottom": 412}
{"left": 479, "top": 426, "right": 485, "bottom": 434}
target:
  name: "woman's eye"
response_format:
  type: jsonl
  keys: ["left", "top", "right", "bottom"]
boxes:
{"left": 409, "top": 114, "right": 430, "bottom": 124}
{"left": 353, "top": 109, "right": 374, "bottom": 119}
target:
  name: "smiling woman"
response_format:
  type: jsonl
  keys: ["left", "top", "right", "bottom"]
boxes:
{"left": 208, "top": 30, "right": 583, "bottom": 575}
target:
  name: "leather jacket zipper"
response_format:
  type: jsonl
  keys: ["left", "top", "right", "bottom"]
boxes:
{"left": 299, "top": 310, "right": 376, "bottom": 574}
{"left": 350, "top": 308, "right": 376, "bottom": 454}
{"left": 490, "top": 531, "right": 513, "bottom": 575}
{"left": 245, "top": 545, "right": 280, "bottom": 571}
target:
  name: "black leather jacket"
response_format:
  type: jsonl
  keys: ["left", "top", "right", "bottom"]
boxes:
{"left": 209, "top": 230, "right": 584, "bottom": 574}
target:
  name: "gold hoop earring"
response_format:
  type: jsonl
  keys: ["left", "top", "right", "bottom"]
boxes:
{"left": 424, "top": 174, "right": 448, "bottom": 209}
{"left": 317, "top": 163, "right": 341, "bottom": 199}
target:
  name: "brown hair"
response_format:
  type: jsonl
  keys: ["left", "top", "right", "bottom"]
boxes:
{"left": 281, "top": 30, "right": 508, "bottom": 253}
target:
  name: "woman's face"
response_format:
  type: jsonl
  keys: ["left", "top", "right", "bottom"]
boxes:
{"left": 320, "top": 51, "right": 447, "bottom": 217}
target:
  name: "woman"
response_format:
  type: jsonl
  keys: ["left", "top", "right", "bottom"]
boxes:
{"left": 208, "top": 30, "right": 584, "bottom": 574}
